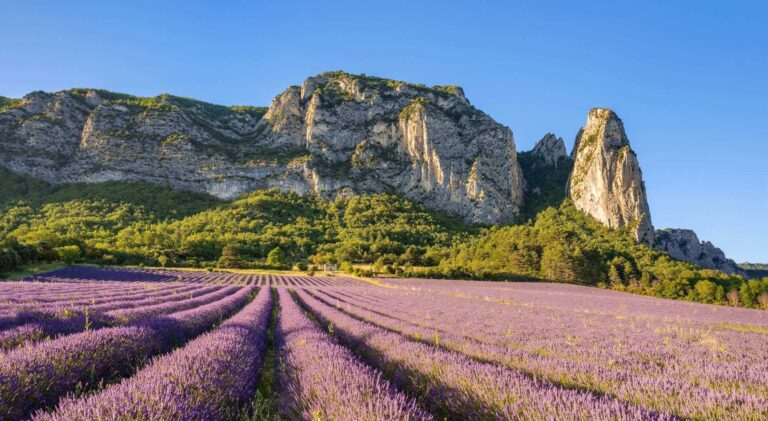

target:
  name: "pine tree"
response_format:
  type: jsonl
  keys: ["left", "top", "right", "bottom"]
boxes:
{"left": 266, "top": 247, "right": 287, "bottom": 268}
{"left": 218, "top": 244, "right": 245, "bottom": 269}
{"left": 609, "top": 265, "right": 624, "bottom": 288}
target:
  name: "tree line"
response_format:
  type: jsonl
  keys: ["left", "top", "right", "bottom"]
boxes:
{"left": 1, "top": 177, "right": 765, "bottom": 309}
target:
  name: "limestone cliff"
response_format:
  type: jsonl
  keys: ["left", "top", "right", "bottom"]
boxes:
{"left": 568, "top": 108, "right": 654, "bottom": 244}
{"left": 654, "top": 229, "right": 744, "bottom": 275}
{"left": 517, "top": 134, "right": 572, "bottom": 219}
{"left": 0, "top": 72, "right": 524, "bottom": 224}
{"left": 531, "top": 133, "right": 567, "bottom": 167}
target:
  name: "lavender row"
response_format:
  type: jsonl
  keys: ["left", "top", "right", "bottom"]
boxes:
{"left": 293, "top": 289, "right": 667, "bottom": 420}
{"left": 0, "top": 318, "right": 84, "bottom": 351}
{"left": 122, "top": 269, "right": 255, "bottom": 285}
{"left": 19, "top": 266, "right": 253, "bottom": 286}
{"left": 26, "top": 267, "right": 181, "bottom": 283}
{"left": 0, "top": 285, "right": 255, "bottom": 420}
{"left": 270, "top": 275, "right": 362, "bottom": 288}
{"left": 320, "top": 286, "right": 768, "bottom": 419}
{"left": 0, "top": 285, "right": 230, "bottom": 350}
{"left": 383, "top": 277, "right": 768, "bottom": 328}
{"left": 0, "top": 282, "right": 196, "bottom": 310}
{"left": 83, "top": 284, "right": 219, "bottom": 314}
{"left": 275, "top": 288, "right": 430, "bottom": 421}
{"left": 3, "top": 266, "right": 366, "bottom": 289}
{"left": 0, "top": 283, "right": 206, "bottom": 321}
{"left": 0, "top": 281, "right": 154, "bottom": 305}
{"left": 0, "top": 282, "right": 189, "bottom": 318}
{"left": 0, "top": 283, "right": 213, "bottom": 329}
{"left": 0, "top": 284, "right": 200, "bottom": 332}
{"left": 36, "top": 286, "right": 272, "bottom": 421}
{"left": 104, "top": 285, "right": 236, "bottom": 324}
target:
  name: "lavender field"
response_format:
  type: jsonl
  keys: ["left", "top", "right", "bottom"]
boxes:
{"left": 0, "top": 267, "right": 766, "bottom": 420}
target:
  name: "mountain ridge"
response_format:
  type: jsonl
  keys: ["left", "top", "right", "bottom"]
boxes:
{"left": 0, "top": 71, "right": 748, "bottom": 273}
{"left": 0, "top": 71, "right": 523, "bottom": 225}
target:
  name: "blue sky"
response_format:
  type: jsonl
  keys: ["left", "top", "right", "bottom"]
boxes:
{"left": 1, "top": 1, "right": 766, "bottom": 261}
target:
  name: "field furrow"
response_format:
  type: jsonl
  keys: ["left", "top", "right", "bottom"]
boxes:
{"left": 293, "top": 289, "right": 670, "bottom": 420}
{"left": 0, "top": 285, "right": 255, "bottom": 420}
{"left": 35, "top": 286, "right": 272, "bottom": 420}
{"left": 315, "top": 287, "right": 768, "bottom": 419}
{"left": 275, "top": 287, "right": 431, "bottom": 420}
{"left": 0, "top": 284, "right": 230, "bottom": 350}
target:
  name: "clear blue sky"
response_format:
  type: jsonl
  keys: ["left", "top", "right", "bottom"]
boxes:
{"left": 1, "top": 1, "right": 766, "bottom": 262}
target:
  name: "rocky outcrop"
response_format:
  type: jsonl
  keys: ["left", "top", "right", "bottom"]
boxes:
{"left": 568, "top": 108, "right": 654, "bottom": 244}
{"left": 516, "top": 134, "right": 573, "bottom": 218}
{"left": 654, "top": 229, "right": 743, "bottom": 275}
{"left": 0, "top": 72, "right": 525, "bottom": 224}
{"left": 531, "top": 133, "right": 568, "bottom": 167}
{"left": 251, "top": 72, "right": 525, "bottom": 223}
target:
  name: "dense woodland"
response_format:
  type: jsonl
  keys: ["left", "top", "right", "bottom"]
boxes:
{"left": 1, "top": 167, "right": 766, "bottom": 309}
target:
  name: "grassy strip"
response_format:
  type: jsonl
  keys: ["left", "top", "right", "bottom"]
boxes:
{"left": 240, "top": 287, "right": 281, "bottom": 420}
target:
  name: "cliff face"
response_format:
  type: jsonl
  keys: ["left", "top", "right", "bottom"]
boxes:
{"left": 531, "top": 133, "right": 567, "bottom": 167}
{"left": 262, "top": 73, "right": 525, "bottom": 224}
{"left": 0, "top": 89, "right": 273, "bottom": 199}
{"left": 0, "top": 72, "right": 524, "bottom": 224}
{"left": 568, "top": 108, "right": 654, "bottom": 244}
{"left": 654, "top": 229, "right": 743, "bottom": 275}
{"left": 517, "top": 134, "right": 573, "bottom": 219}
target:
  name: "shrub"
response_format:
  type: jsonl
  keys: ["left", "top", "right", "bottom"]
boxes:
{"left": 55, "top": 245, "right": 81, "bottom": 265}
{"left": 218, "top": 244, "right": 245, "bottom": 269}
{"left": 758, "top": 293, "right": 768, "bottom": 309}
{"left": 266, "top": 247, "right": 287, "bottom": 267}
{"left": 727, "top": 289, "right": 741, "bottom": 306}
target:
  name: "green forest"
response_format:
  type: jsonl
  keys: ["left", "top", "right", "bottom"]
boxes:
{"left": 1, "top": 167, "right": 766, "bottom": 309}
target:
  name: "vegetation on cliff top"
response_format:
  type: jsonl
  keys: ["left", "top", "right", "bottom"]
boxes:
{"left": 100, "top": 92, "right": 268, "bottom": 119}
{"left": 0, "top": 96, "right": 21, "bottom": 112}
{"left": 0, "top": 89, "right": 268, "bottom": 120}
{"left": 317, "top": 71, "right": 465, "bottom": 99}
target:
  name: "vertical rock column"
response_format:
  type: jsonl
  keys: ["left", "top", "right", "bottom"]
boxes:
{"left": 568, "top": 108, "right": 654, "bottom": 244}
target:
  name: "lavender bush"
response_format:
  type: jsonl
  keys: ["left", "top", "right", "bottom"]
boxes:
{"left": 313, "top": 285, "right": 768, "bottom": 419}
{"left": 35, "top": 286, "right": 272, "bottom": 421}
{"left": 293, "top": 289, "right": 670, "bottom": 420}
{"left": 0, "top": 285, "right": 254, "bottom": 419}
{"left": 275, "top": 287, "right": 431, "bottom": 420}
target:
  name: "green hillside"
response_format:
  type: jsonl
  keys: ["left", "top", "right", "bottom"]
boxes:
{"left": 0, "top": 170, "right": 471, "bottom": 272}
{"left": 427, "top": 202, "right": 765, "bottom": 306}
{"left": 0, "top": 169, "right": 765, "bottom": 309}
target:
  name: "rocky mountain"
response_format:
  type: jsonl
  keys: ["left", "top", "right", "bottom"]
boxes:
{"left": 0, "top": 72, "right": 524, "bottom": 225}
{"left": 654, "top": 229, "right": 744, "bottom": 275}
{"left": 517, "top": 134, "right": 572, "bottom": 219}
{"left": 0, "top": 73, "right": 749, "bottom": 276}
{"left": 568, "top": 108, "right": 655, "bottom": 244}
{"left": 563, "top": 110, "right": 744, "bottom": 273}
{"left": 739, "top": 263, "right": 768, "bottom": 279}
{"left": 531, "top": 133, "right": 567, "bottom": 167}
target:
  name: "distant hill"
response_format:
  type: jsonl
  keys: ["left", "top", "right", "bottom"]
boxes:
{"left": 740, "top": 263, "right": 768, "bottom": 279}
